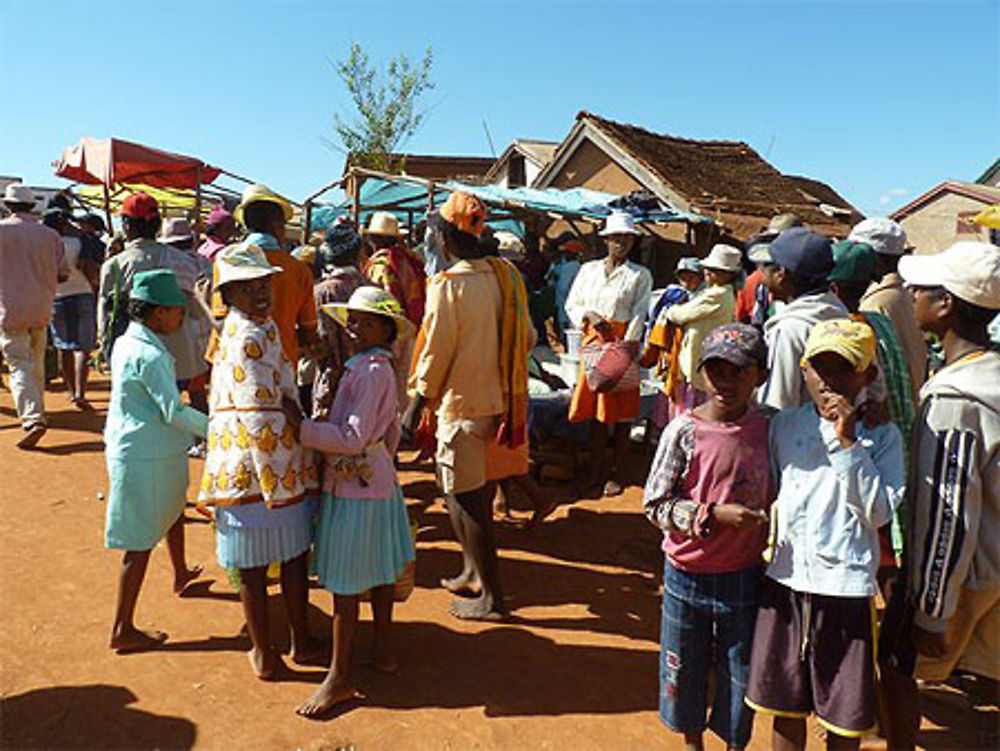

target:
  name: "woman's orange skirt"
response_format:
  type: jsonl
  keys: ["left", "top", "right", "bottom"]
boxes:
{"left": 568, "top": 320, "right": 640, "bottom": 425}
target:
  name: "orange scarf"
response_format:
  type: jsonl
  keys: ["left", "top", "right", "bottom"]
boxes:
{"left": 485, "top": 257, "right": 530, "bottom": 449}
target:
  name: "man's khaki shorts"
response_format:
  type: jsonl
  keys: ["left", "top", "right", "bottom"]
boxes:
{"left": 435, "top": 416, "right": 497, "bottom": 496}
{"left": 917, "top": 585, "right": 1000, "bottom": 682}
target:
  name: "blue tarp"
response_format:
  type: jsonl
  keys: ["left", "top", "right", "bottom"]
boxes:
{"left": 309, "top": 177, "right": 710, "bottom": 233}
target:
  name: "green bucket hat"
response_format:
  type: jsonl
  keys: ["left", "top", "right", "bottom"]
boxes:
{"left": 131, "top": 269, "right": 186, "bottom": 307}
{"left": 829, "top": 240, "right": 877, "bottom": 284}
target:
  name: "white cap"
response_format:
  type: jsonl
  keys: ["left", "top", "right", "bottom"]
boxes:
{"left": 899, "top": 241, "right": 1000, "bottom": 310}
{"left": 599, "top": 210, "right": 639, "bottom": 236}
{"left": 3, "top": 183, "right": 36, "bottom": 205}
{"left": 848, "top": 217, "right": 907, "bottom": 256}
{"left": 215, "top": 242, "right": 282, "bottom": 287}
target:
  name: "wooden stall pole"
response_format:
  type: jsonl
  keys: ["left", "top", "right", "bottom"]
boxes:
{"left": 194, "top": 164, "right": 204, "bottom": 244}
{"left": 102, "top": 183, "right": 113, "bottom": 235}
{"left": 427, "top": 181, "right": 436, "bottom": 213}
{"left": 302, "top": 200, "right": 312, "bottom": 244}
{"left": 351, "top": 172, "right": 361, "bottom": 228}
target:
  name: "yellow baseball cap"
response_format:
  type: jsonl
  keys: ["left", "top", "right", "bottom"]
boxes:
{"left": 801, "top": 319, "right": 876, "bottom": 373}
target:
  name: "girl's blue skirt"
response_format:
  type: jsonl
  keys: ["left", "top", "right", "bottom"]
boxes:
{"left": 312, "top": 486, "right": 414, "bottom": 596}
{"left": 215, "top": 497, "right": 315, "bottom": 569}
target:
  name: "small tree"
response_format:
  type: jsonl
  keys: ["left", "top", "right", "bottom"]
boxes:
{"left": 333, "top": 43, "right": 434, "bottom": 173}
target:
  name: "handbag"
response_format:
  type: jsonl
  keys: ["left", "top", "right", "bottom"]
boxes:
{"left": 581, "top": 339, "right": 640, "bottom": 393}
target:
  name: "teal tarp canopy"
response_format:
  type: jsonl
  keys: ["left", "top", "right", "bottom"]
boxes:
{"left": 310, "top": 178, "right": 710, "bottom": 233}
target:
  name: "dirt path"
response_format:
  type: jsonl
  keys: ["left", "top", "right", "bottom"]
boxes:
{"left": 0, "top": 376, "right": 989, "bottom": 749}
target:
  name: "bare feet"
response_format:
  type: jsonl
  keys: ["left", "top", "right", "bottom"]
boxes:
{"left": 295, "top": 679, "right": 359, "bottom": 717}
{"left": 71, "top": 396, "right": 93, "bottom": 411}
{"left": 110, "top": 626, "right": 167, "bottom": 653}
{"left": 16, "top": 424, "right": 46, "bottom": 450}
{"left": 521, "top": 498, "right": 560, "bottom": 529}
{"left": 440, "top": 572, "right": 482, "bottom": 597}
{"left": 290, "top": 636, "right": 330, "bottom": 666}
{"left": 248, "top": 646, "right": 284, "bottom": 681}
{"left": 173, "top": 564, "right": 204, "bottom": 595}
{"left": 449, "top": 596, "right": 507, "bottom": 622}
{"left": 371, "top": 644, "right": 399, "bottom": 674}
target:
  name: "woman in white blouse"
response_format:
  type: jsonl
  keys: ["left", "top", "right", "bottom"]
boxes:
{"left": 564, "top": 211, "right": 653, "bottom": 496}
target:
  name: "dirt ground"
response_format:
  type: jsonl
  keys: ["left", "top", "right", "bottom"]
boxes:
{"left": 1, "top": 376, "right": 994, "bottom": 750}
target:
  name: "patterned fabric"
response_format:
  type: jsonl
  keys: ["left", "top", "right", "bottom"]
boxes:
{"left": 485, "top": 256, "right": 532, "bottom": 449}
{"left": 312, "top": 267, "right": 368, "bottom": 415}
{"left": 853, "top": 311, "right": 915, "bottom": 561}
{"left": 199, "top": 309, "right": 318, "bottom": 508}
{"left": 364, "top": 243, "right": 427, "bottom": 325}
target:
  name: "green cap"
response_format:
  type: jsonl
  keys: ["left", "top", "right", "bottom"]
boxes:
{"left": 130, "top": 269, "right": 186, "bottom": 307}
{"left": 829, "top": 240, "right": 877, "bottom": 283}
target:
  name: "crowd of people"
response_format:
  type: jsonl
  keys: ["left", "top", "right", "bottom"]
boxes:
{"left": 0, "top": 177, "right": 998, "bottom": 744}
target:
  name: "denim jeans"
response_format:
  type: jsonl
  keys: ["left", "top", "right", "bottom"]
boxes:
{"left": 660, "top": 561, "right": 762, "bottom": 748}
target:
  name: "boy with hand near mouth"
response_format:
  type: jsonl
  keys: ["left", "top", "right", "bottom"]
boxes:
{"left": 746, "top": 319, "right": 905, "bottom": 751}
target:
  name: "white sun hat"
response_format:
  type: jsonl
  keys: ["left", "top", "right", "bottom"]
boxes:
{"left": 321, "top": 285, "right": 414, "bottom": 338}
{"left": 3, "top": 183, "right": 36, "bottom": 205}
{"left": 599, "top": 210, "right": 639, "bottom": 236}
{"left": 701, "top": 244, "right": 744, "bottom": 273}
{"left": 899, "top": 241, "right": 1000, "bottom": 310}
{"left": 215, "top": 242, "right": 283, "bottom": 287}
{"left": 159, "top": 217, "right": 194, "bottom": 245}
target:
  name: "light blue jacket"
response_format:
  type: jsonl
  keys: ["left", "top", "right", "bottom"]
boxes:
{"left": 104, "top": 321, "right": 207, "bottom": 460}
{"left": 766, "top": 404, "right": 905, "bottom": 597}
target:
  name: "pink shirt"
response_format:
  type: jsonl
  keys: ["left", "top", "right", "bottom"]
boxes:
{"left": 299, "top": 348, "right": 400, "bottom": 499}
{"left": 665, "top": 409, "right": 773, "bottom": 573}
{"left": 197, "top": 236, "right": 226, "bottom": 261}
{"left": 0, "top": 214, "right": 67, "bottom": 331}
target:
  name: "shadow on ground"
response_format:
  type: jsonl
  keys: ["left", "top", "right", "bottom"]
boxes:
{"left": 1, "top": 684, "right": 196, "bottom": 749}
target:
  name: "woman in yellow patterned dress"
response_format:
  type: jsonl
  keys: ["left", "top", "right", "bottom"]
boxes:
{"left": 199, "top": 243, "right": 323, "bottom": 680}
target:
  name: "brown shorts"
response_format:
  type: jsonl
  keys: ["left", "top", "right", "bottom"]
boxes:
{"left": 880, "top": 584, "right": 1000, "bottom": 682}
{"left": 745, "top": 578, "right": 877, "bottom": 738}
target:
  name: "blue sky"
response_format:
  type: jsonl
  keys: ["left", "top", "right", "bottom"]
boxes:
{"left": 2, "top": 0, "right": 997, "bottom": 218}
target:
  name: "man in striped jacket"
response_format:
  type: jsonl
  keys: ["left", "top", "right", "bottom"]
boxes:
{"left": 879, "top": 241, "right": 1000, "bottom": 750}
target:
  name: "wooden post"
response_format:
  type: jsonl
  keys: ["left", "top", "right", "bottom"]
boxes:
{"left": 351, "top": 174, "right": 361, "bottom": 228}
{"left": 303, "top": 201, "right": 312, "bottom": 243}
{"left": 102, "top": 183, "right": 113, "bottom": 234}
{"left": 685, "top": 220, "right": 694, "bottom": 254}
{"left": 194, "top": 164, "right": 203, "bottom": 245}
{"left": 427, "top": 181, "right": 436, "bottom": 213}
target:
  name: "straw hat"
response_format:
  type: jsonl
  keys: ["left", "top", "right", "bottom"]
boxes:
{"left": 215, "top": 242, "right": 282, "bottom": 287}
{"left": 363, "top": 211, "right": 403, "bottom": 237}
{"left": 159, "top": 217, "right": 194, "bottom": 244}
{"left": 234, "top": 183, "right": 293, "bottom": 224}
{"left": 321, "top": 286, "right": 413, "bottom": 338}
{"left": 599, "top": 210, "right": 639, "bottom": 236}
{"left": 701, "top": 244, "right": 743, "bottom": 273}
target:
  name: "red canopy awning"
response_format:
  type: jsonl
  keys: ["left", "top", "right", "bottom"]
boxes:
{"left": 53, "top": 137, "right": 221, "bottom": 189}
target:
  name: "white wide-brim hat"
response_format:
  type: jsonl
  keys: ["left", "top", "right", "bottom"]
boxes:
{"left": 216, "top": 242, "right": 282, "bottom": 287}
{"left": 3, "top": 183, "right": 35, "bottom": 205}
{"left": 702, "top": 244, "right": 744, "bottom": 273}
{"left": 159, "top": 217, "right": 194, "bottom": 244}
{"left": 321, "top": 285, "right": 414, "bottom": 338}
{"left": 363, "top": 211, "right": 404, "bottom": 237}
{"left": 599, "top": 210, "right": 639, "bottom": 236}
{"left": 899, "top": 241, "right": 1000, "bottom": 310}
